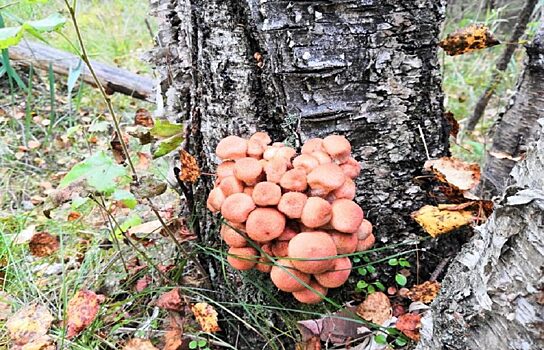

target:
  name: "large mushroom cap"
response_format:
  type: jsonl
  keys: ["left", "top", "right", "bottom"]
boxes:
{"left": 216, "top": 136, "right": 248, "bottom": 160}
{"left": 249, "top": 132, "right": 272, "bottom": 146}
{"left": 356, "top": 219, "right": 373, "bottom": 240}
{"left": 330, "top": 230, "right": 358, "bottom": 255}
{"left": 220, "top": 223, "right": 247, "bottom": 248}
{"left": 340, "top": 157, "right": 361, "bottom": 179}
{"left": 280, "top": 168, "right": 307, "bottom": 192}
{"left": 220, "top": 193, "right": 256, "bottom": 223}
{"left": 252, "top": 182, "right": 282, "bottom": 206}
{"left": 292, "top": 280, "right": 328, "bottom": 304}
{"left": 277, "top": 192, "right": 307, "bottom": 219}
{"left": 301, "top": 197, "right": 332, "bottom": 228}
{"left": 270, "top": 259, "right": 311, "bottom": 292}
{"left": 216, "top": 161, "right": 235, "bottom": 182}
{"left": 264, "top": 157, "right": 288, "bottom": 183}
{"left": 315, "top": 257, "right": 352, "bottom": 288}
{"left": 301, "top": 138, "right": 324, "bottom": 154}
{"left": 288, "top": 231, "right": 337, "bottom": 274}
{"left": 206, "top": 187, "right": 226, "bottom": 213}
{"left": 357, "top": 233, "right": 375, "bottom": 252}
{"left": 331, "top": 178, "right": 356, "bottom": 201}
{"left": 330, "top": 199, "right": 364, "bottom": 233}
{"left": 227, "top": 247, "right": 258, "bottom": 270}
{"left": 245, "top": 208, "right": 286, "bottom": 242}
{"left": 292, "top": 154, "right": 319, "bottom": 174}
{"left": 307, "top": 163, "right": 345, "bottom": 196}
{"left": 311, "top": 151, "right": 332, "bottom": 165}
{"left": 323, "top": 135, "right": 351, "bottom": 163}
{"left": 218, "top": 176, "right": 245, "bottom": 197}
{"left": 234, "top": 157, "right": 263, "bottom": 185}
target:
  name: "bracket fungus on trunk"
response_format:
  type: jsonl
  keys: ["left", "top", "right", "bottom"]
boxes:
{"left": 207, "top": 132, "right": 375, "bottom": 303}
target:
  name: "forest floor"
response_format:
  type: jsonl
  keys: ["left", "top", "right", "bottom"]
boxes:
{"left": 0, "top": 1, "right": 538, "bottom": 349}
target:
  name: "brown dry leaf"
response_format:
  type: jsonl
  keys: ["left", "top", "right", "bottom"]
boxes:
{"left": 408, "top": 281, "right": 441, "bottom": 304}
{"left": 298, "top": 306, "right": 365, "bottom": 344}
{"left": 356, "top": 292, "right": 392, "bottom": 326}
{"left": 123, "top": 338, "right": 158, "bottom": 350}
{"left": 29, "top": 232, "right": 59, "bottom": 257}
{"left": 111, "top": 131, "right": 128, "bottom": 164}
{"left": 395, "top": 313, "right": 422, "bottom": 341}
{"left": 439, "top": 24, "right": 500, "bottom": 56}
{"left": 178, "top": 150, "right": 200, "bottom": 183}
{"left": 134, "top": 108, "right": 154, "bottom": 127}
{"left": 66, "top": 290, "right": 103, "bottom": 338}
{"left": 411, "top": 205, "right": 474, "bottom": 237}
{"left": 443, "top": 111, "right": 459, "bottom": 138}
{"left": 163, "top": 313, "right": 184, "bottom": 350}
{"left": 157, "top": 288, "right": 183, "bottom": 311}
{"left": 67, "top": 212, "right": 82, "bottom": 221}
{"left": 136, "top": 152, "right": 152, "bottom": 170}
{"left": 6, "top": 304, "right": 54, "bottom": 347}
{"left": 191, "top": 302, "right": 221, "bottom": 333}
{"left": 424, "top": 157, "right": 481, "bottom": 192}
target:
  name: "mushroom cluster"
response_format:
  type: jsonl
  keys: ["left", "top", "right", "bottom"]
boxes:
{"left": 207, "top": 132, "right": 375, "bottom": 304}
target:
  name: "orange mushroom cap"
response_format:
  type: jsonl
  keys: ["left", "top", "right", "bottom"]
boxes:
{"left": 277, "top": 192, "right": 307, "bottom": 219}
{"left": 207, "top": 187, "right": 226, "bottom": 213}
{"left": 356, "top": 219, "right": 373, "bottom": 240}
{"left": 330, "top": 199, "right": 364, "bottom": 233}
{"left": 270, "top": 259, "right": 311, "bottom": 292}
{"left": 301, "top": 197, "right": 332, "bottom": 228}
{"left": 330, "top": 178, "right": 356, "bottom": 201}
{"left": 220, "top": 193, "right": 256, "bottom": 223}
{"left": 245, "top": 208, "right": 286, "bottom": 242}
{"left": 340, "top": 157, "right": 361, "bottom": 179}
{"left": 277, "top": 226, "right": 298, "bottom": 241}
{"left": 292, "top": 154, "right": 319, "bottom": 174}
{"left": 357, "top": 233, "right": 375, "bottom": 252}
{"left": 271, "top": 241, "right": 289, "bottom": 257}
{"left": 216, "top": 161, "right": 235, "bottom": 183}
{"left": 218, "top": 176, "right": 245, "bottom": 197}
{"left": 227, "top": 247, "right": 258, "bottom": 270}
{"left": 311, "top": 151, "right": 332, "bottom": 165}
{"left": 234, "top": 157, "right": 263, "bottom": 185}
{"left": 301, "top": 138, "right": 324, "bottom": 154}
{"left": 292, "top": 280, "right": 328, "bottom": 304}
{"left": 249, "top": 132, "right": 272, "bottom": 146}
{"left": 307, "top": 163, "right": 345, "bottom": 196}
{"left": 264, "top": 157, "right": 288, "bottom": 183}
{"left": 216, "top": 136, "right": 248, "bottom": 160}
{"left": 288, "top": 231, "right": 337, "bottom": 274}
{"left": 252, "top": 182, "right": 282, "bottom": 206}
{"left": 255, "top": 243, "right": 273, "bottom": 273}
{"left": 323, "top": 135, "right": 351, "bottom": 163}
{"left": 280, "top": 168, "right": 307, "bottom": 192}
{"left": 330, "top": 230, "right": 358, "bottom": 255}
{"left": 220, "top": 223, "right": 247, "bottom": 248}
{"left": 315, "top": 257, "right": 352, "bottom": 288}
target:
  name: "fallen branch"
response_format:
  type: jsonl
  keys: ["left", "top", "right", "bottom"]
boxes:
{"left": 8, "top": 40, "right": 155, "bottom": 102}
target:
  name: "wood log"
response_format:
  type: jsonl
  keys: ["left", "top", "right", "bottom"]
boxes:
{"left": 8, "top": 40, "right": 155, "bottom": 101}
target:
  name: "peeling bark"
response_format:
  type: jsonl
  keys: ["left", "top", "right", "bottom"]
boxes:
{"left": 418, "top": 122, "right": 544, "bottom": 350}
{"left": 149, "top": 0, "right": 449, "bottom": 347}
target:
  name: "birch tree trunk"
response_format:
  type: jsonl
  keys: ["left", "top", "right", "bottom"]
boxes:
{"left": 149, "top": 0, "right": 449, "bottom": 347}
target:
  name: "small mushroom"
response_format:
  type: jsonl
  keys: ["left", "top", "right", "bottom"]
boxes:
{"left": 280, "top": 168, "right": 307, "bottom": 192}
{"left": 264, "top": 157, "right": 288, "bottom": 183}
{"left": 356, "top": 233, "right": 375, "bottom": 252}
{"left": 227, "top": 247, "right": 258, "bottom": 270}
{"left": 307, "top": 163, "right": 345, "bottom": 196}
{"left": 301, "top": 197, "right": 332, "bottom": 228}
{"left": 220, "top": 193, "right": 256, "bottom": 223}
{"left": 323, "top": 135, "right": 351, "bottom": 163}
{"left": 330, "top": 199, "right": 364, "bottom": 233}
{"left": 271, "top": 241, "right": 289, "bottom": 257}
{"left": 252, "top": 182, "right": 282, "bottom": 206}
{"left": 216, "top": 161, "right": 235, "bottom": 182}
{"left": 206, "top": 187, "right": 226, "bottom": 213}
{"left": 330, "top": 178, "right": 356, "bottom": 201}
{"left": 249, "top": 131, "right": 272, "bottom": 146}
{"left": 277, "top": 226, "right": 298, "bottom": 241}
{"left": 255, "top": 243, "right": 273, "bottom": 273}
{"left": 246, "top": 208, "right": 286, "bottom": 242}
{"left": 219, "top": 176, "right": 245, "bottom": 197}
{"left": 314, "top": 257, "right": 352, "bottom": 288}
{"left": 270, "top": 259, "right": 311, "bottom": 292}
{"left": 275, "top": 146, "right": 296, "bottom": 163}
{"left": 301, "top": 138, "right": 324, "bottom": 154}
{"left": 234, "top": 157, "right": 263, "bottom": 185}
{"left": 277, "top": 192, "right": 307, "bottom": 219}
{"left": 216, "top": 136, "right": 248, "bottom": 160}
{"left": 356, "top": 219, "right": 373, "bottom": 240}
{"left": 292, "top": 154, "right": 319, "bottom": 174}
{"left": 311, "top": 151, "right": 332, "bottom": 164}
{"left": 292, "top": 280, "right": 328, "bottom": 304}
{"left": 288, "top": 231, "right": 337, "bottom": 274}
{"left": 263, "top": 146, "right": 280, "bottom": 160}
{"left": 340, "top": 157, "right": 361, "bottom": 179}
{"left": 330, "top": 230, "right": 358, "bottom": 255}
{"left": 220, "top": 223, "right": 247, "bottom": 248}
{"left": 247, "top": 139, "right": 265, "bottom": 159}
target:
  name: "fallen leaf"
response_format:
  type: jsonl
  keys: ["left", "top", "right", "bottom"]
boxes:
{"left": 439, "top": 24, "right": 500, "bottom": 56}
{"left": 28, "top": 140, "right": 41, "bottom": 150}
{"left": 123, "top": 338, "right": 158, "bottom": 350}
{"left": 14, "top": 225, "right": 37, "bottom": 244}
{"left": 135, "top": 275, "right": 152, "bottom": 292}
{"left": 136, "top": 152, "right": 152, "bottom": 170}
{"left": 111, "top": 131, "right": 128, "bottom": 164}
{"left": 16, "top": 335, "right": 55, "bottom": 350}
{"left": 443, "top": 111, "right": 459, "bottom": 138}
{"left": 296, "top": 336, "right": 321, "bottom": 350}
{"left": 6, "top": 304, "right": 53, "bottom": 347}
{"left": 395, "top": 313, "right": 421, "bottom": 341}
{"left": 0, "top": 292, "right": 12, "bottom": 320}
{"left": 29, "top": 232, "right": 59, "bottom": 257}
{"left": 66, "top": 290, "right": 103, "bottom": 338}
{"left": 411, "top": 204, "right": 474, "bottom": 237}
{"left": 68, "top": 212, "right": 82, "bottom": 221}
{"left": 424, "top": 157, "right": 480, "bottom": 192}
{"left": 134, "top": 108, "right": 154, "bottom": 127}
{"left": 191, "top": 302, "right": 220, "bottom": 333}
{"left": 408, "top": 281, "right": 441, "bottom": 304}
{"left": 157, "top": 288, "right": 183, "bottom": 311}
{"left": 163, "top": 313, "right": 184, "bottom": 350}
{"left": 178, "top": 150, "right": 200, "bottom": 183}
{"left": 356, "top": 292, "right": 392, "bottom": 326}
{"left": 130, "top": 175, "right": 167, "bottom": 199}
{"left": 298, "top": 306, "right": 367, "bottom": 344}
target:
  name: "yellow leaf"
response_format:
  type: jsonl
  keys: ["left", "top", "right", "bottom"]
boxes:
{"left": 6, "top": 304, "right": 53, "bottom": 347}
{"left": 411, "top": 205, "right": 474, "bottom": 237}
{"left": 439, "top": 24, "right": 500, "bottom": 56}
{"left": 191, "top": 302, "right": 221, "bottom": 333}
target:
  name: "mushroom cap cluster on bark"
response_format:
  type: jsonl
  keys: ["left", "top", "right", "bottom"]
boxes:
{"left": 207, "top": 132, "right": 375, "bottom": 303}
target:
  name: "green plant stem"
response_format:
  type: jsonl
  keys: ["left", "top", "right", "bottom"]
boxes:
{"left": 62, "top": 0, "right": 138, "bottom": 180}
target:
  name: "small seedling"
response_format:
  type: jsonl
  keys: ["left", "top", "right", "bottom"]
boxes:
{"left": 189, "top": 339, "right": 209, "bottom": 350}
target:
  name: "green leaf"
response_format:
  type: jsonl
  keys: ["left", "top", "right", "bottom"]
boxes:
{"left": 112, "top": 189, "right": 137, "bottom": 209}
{"left": 0, "top": 13, "right": 66, "bottom": 50}
{"left": 357, "top": 267, "right": 367, "bottom": 276}
{"left": 356, "top": 280, "right": 368, "bottom": 289}
{"left": 374, "top": 281, "right": 385, "bottom": 291}
{"left": 0, "top": 26, "right": 24, "bottom": 49}
{"left": 150, "top": 119, "right": 184, "bottom": 138}
{"left": 88, "top": 121, "right": 110, "bottom": 133}
{"left": 367, "top": 285, "right": 375, "bottom": 294}
{"left": 114, "top": 214, "right": 142, "bottom": 237}
{"left": 189, "top": 341, "right": 198, "bottom": 350}
{"left": 395, "top": 337, "right": 408, "bottom": 346}
{"left": 374, "top": 334, "right": 387, "bottom": 345}
{"left": 395, "top": 274, "right": 407, "bottom": 286}
{"left": 362, "top": 256, "right": 370, "bottom": 263}
{"left": 366, "top": 265, "right": 376, "bottom": 274}
{"left": 388, "top": 258, "right": 398, "bottom": 266}
{"left": 352, "top": 257, "right": 361, "bottom": 263}
{"left": 60, "top": 151, "right": 130, "bottom": 194}
{"left": 399, "top": 258, "right": 411, "bottom": 267}
{"left": 197, "top": 340, "right": 207, "bottom": 347}
{"left": 71, "top": 196, "right": 89, "bottom": 209}
{"left": 153, "top": 133, "right": 183, "bottom": 158}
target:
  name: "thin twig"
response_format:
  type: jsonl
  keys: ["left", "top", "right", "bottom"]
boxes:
{"left": 418, "top": 125, "right": 431, "bottom": 160}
